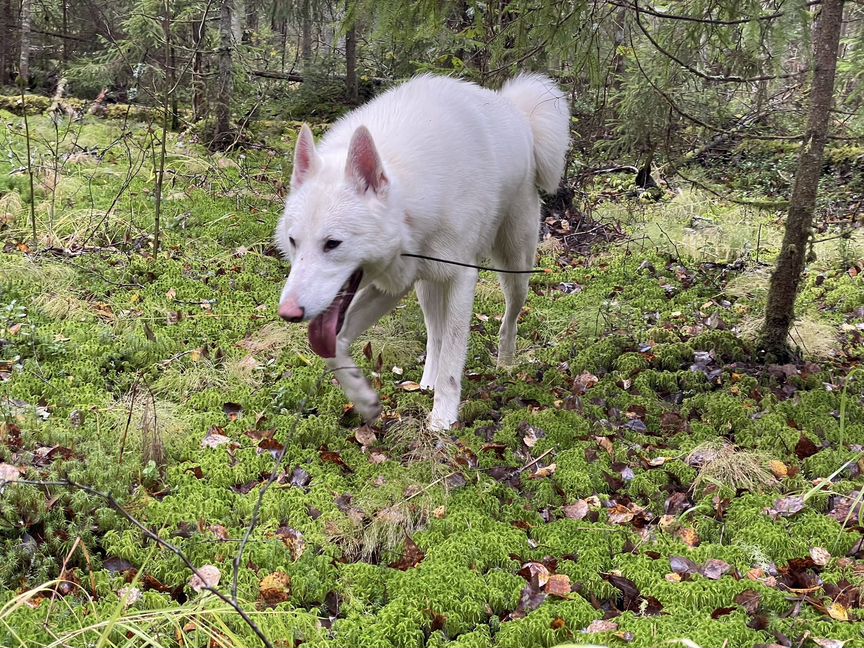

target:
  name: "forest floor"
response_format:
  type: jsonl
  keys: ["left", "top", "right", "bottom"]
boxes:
{"left": 1, "top": 107, "right": 863, "bottom": 648}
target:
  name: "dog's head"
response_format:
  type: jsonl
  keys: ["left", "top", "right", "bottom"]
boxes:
{"left": 275, "top": 124, "right": 400, "bottom": 357}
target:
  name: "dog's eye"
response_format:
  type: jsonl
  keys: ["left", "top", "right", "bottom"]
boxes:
{"left": 323, "top": 239, "right": 342, "bottom": 252}
{"left": 288, "top": 237, "right": 296, "bottom": 247}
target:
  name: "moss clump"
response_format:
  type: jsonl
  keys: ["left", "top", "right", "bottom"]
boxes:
{"left": 681, "top": 392, "right": 753, "bottom": 436}
{"left": 605, "top": 610, "right": 770, "bottom": 647}
{"left": 0, "top": 93, "right": 52, "bottom": 114}
{"left": 571, "top": 336, "right": 635, "bottom": 374}
{"left": 723, "top": 495, "right": 860, "bottom": 564}
{"left": 614, "top": 352, "right": 649, "bottom": 374}
{"left": 690, "top": 330, "right": 748, "bottom": 362}
{"left": 654, "top": 342, "right": 694, "bottom": 371}
{"left": 824, "top": 279, "right": 864, "bottom": 313}
{"left": 548, "top": 447, "right": 611, "bottom": 499}
{"left": 492, "top": 599, "right": 601, "bottom": 647}
{"left": 633, "top": 369, "right": 680, "bottom": 396}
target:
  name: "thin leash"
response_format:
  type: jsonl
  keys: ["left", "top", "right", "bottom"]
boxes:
{"left": 400, "top": 252, "right": 551, "bottom": 275}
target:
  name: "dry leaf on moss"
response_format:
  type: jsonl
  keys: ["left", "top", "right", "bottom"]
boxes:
{"left": 258, "top": 571, "right": 291, "bottom": 607}
{"left": 189, "top": 565, "right": 220, "bottom": 592}
{"left": 545, "top": 574, "right": 571, "bottom": 598}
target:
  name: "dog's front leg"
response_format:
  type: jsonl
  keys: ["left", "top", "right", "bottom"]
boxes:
{"left": 326, "top": 285, "right": 408, "bottom": 423}
{"left": 429, "top": 273, "right": 478, "bottom": 430}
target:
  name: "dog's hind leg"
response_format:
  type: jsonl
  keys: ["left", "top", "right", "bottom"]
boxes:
{"left": 496, "top": 271, "right": 529, "bottom": 367}
{"left": 416, "top": 280, "right": 444, "bottom": 390}
{"left": 326, "top": 285, "right": 407, "bottom": 423}
{"left": 494, "top": 191, "right": 540, "bottom": 367}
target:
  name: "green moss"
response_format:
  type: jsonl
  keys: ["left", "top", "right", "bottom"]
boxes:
{"left": 681, "top": 392, "right": 753, "bottom": 436}
{"left": 571, "top": 336, "right": 635, "bottom": 374}
{"left": 606, "top": 610, "right": 770, "bottom": 647}
{"left": 493, "top": 599, "right": 601, "bottom": 647}
{"left": 0, "top": 112, "right": 859, "bottom": 648}
{"left": 824, "top": 278, "right": 864, "bottom": 312}
{"left": 654, "top": 342, "right": 694, "bottom": 371}
{"left": 690, "top": 330, "right": 748, "bottom": 362}
{"left": 633, "top": 369, "right": 680, "bottom": 396}
{"left": 614, "top": 352, "right": 649, "bottom": 374}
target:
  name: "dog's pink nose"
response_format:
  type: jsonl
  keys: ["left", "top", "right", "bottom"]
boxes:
{"left": 279, "top": 298, "right": 305, "bottom": 322}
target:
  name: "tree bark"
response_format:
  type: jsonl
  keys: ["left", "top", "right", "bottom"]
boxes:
{"left": 232, "top": 0, "right": 244, "bottom": 43}
{"left": 344, "top": 3, "right": 358, "bottom": 103}
{"left": 191, "top": 11, "right": 206, "bottom": 121}
{"left": 18, "top": 0, "right": 32, "bottom": 84}
{"left": 213, "top": 0, "right": 235, "bottom": 149}
{"left": 301, "top": 0, "right": 313, "bottom": 68}
{"left": 245, "top": 0, "right": 257, "bottom": 43}
{"left": 164, "top": 2, "right": 178, "bottom": 131}
{"left": 0, "top": 0, "right": 12, "bottom": 84}
{"left": 759, "top": 0, "right": 845, "bottom": 361}
{"left": 61, "top": 0, "right": 68, "bottom": 63}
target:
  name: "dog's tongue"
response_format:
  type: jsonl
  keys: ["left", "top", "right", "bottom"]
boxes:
{"left": 308, "top": 304, "right": 340, "bottom": 358}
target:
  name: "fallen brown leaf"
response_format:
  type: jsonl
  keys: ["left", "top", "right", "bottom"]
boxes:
{"left": 188, "top": 565, "right": 220, "bottom": 592}
{"left": 768, "top": 460, "right": 789, "bottom": 478}
{"left": 545, "top": 574, "right": 571, "bottom": 598}
{"left": 703, "top": 559, "right": 732, "bottom": 580}
{"left": 354, "top": 426, "right": 377, "bottom": 447}
{"left": 258, "top": 571, "right": 291, "bottom": 607}
{"left": 562, "top": 500, "right": 589, "bottom": 521}
{"left": 519, "top": 562, "right": 550, "bottom": 589}
{"left": 531, "top": 463, "right": 557, "bottom": 479}
{"left": 810, "top": 546, "right": 831, "bottom": 567}
{"left": 390, "top": 535, "right": 425, "bottom": 570}
{"left": 585, "top": 619, "right": 618, "bottom": 633}
{"left": 826, "top": 602, "right": 849, "bottom": 621}
{"left": 0, "top": 463, "right": 21, "bottom": 484}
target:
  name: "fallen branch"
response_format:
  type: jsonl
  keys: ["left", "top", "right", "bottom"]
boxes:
{"left": 250, "top": 70, "right": 305, "bottom": 82}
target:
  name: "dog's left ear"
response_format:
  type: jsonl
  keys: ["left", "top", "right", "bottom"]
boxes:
{"left": 292, "top": 124, "right": 320, "bottom": 189}
{"left": 345, "top": 126, "right": 388, "bottom": 195}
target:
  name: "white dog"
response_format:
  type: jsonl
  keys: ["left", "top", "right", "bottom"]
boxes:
{"left": 275, "top": 74, "right": 570, "bottom": 430}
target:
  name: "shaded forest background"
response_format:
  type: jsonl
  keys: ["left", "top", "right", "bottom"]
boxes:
{"left": 2, "top": 3, "right": 864, "bottom": 647}
{"left": 2, "top": 0, "right": 862, "bottom": 159}
{"left": 4, "top": 0, "right": 864, "bottom": 356}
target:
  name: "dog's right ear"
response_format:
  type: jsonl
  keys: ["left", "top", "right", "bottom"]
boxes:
{"left": 291, "top": 124, "right": 320, "bottom": 189}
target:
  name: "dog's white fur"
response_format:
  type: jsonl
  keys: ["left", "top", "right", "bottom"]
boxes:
{"left": 276, "top": 74, "right": 570, "bottom": 429}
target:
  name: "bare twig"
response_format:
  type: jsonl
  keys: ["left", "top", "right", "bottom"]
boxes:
{"left": 631, "top": 0, "right": 808, "bottom": 83}
{"left": 628, "top": 29, "right": 805, "bottom": 142}
{"left": 607, "top": 0, "right": 787, "bottom": 25}
{"left": 20, "top": 84, "right": 38, "bottom": 248}
{"left": 515, "top": 447, "right": 555, "bottom": 474}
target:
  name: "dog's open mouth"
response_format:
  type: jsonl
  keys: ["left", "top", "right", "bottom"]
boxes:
{"left": 308, "top": 269, "right": 363, "bottom": 358}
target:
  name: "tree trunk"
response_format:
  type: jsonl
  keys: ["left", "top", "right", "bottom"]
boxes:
{"left": 759, "top": 0, "right": 845, "bottom": 361}
{"left": 0, "top": 0, "right": 12, "bottom": 84}
{"left": 232, "top": 0, "right": 244, "bottom": 43}
{"left": 61, "top": 0, "right": 68, "bottom": 63}
{"left": 245, "top": 0, "right": 257, "bottom": 43}
{"left": 191, "top": 12, "right": 206, "bottom": 121}
{"left": 301, "top": 0, "right": 313, "bottom": 69}
{"left": 213, "top": 0, "right": 235, "bottom": 149}
{"left": 18, "top": 0, "right": 32, "bottom": 84}
{"left": 344, "top": 3, "right": 358, "bottom": 103}
{"left": 280, "top": 17, "right": 287, "bottom": 71}
{"left": 163, "top": 1, "right": 178, "bottom": 131}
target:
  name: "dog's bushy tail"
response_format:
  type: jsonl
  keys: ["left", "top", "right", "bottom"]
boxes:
{"left": 499, "top": 74, "right": 571, "bottom": 194}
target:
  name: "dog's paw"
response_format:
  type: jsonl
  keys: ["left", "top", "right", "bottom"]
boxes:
{"left": 496, "top": 355, "right": 515, "bottom": 369}
{"left": 353, "top": 393, "right": 382, "bottom": 423}
{"left": 427, "top": 412, "right": 455, "bottom": 431}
